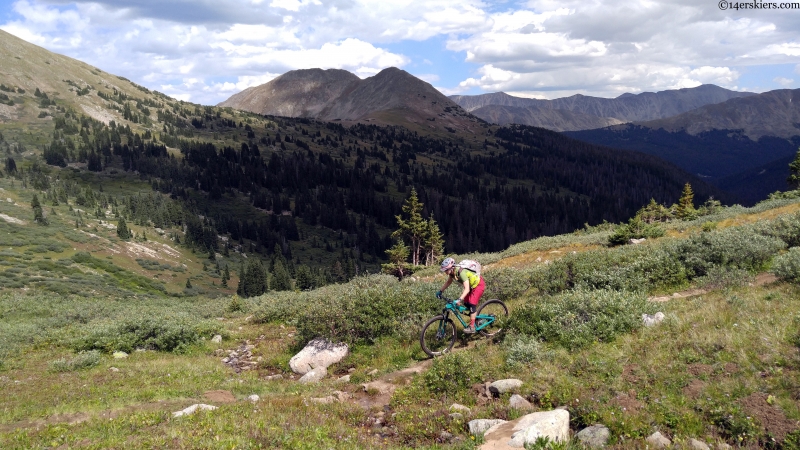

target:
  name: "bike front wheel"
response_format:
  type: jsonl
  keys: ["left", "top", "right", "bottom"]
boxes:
{"left": 420, "top": 315, "right": 457, "bottom": 357}
{"left": 476, "top": 299, "right": 508, "bottom": 337}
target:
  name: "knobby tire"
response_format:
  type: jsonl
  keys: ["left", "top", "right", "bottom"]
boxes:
{"left": 420, "top": 315, "right": 456, "bottom": 357}
{"left": 476, "top": 299, "right": 508, "bottom": 337}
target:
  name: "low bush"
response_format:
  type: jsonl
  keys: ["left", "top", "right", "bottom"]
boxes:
{"left": 72, "top": 315, "right": 222, "bottom": 353}
{"left": 508, "top": 290, "right": 652, "bottom": 349}
{"left": 504, "top": 333, "right": 549, "bottom": 367}
{"left": 48, "top": 350, "right": 101, "bottom": 372}
{"left": 696, "top": 266, "right": 753, "bottom": 290}
{"left": 608, "top": 216, "right": 665, "bottom": 246}
{"left": 423, "top": 352, "right": 484, "bottom": 397}
{"left": 676, "top": 227, "right": 785, "bottom": 277}
{"left": 771, "top": 247, "right": 800, "bottom": 283}
{"left": 253, "top": 274, "right": 441, "bottom": 345}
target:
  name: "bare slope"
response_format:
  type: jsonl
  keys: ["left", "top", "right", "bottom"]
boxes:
{"left": 217, "top": 68, "right": 359, "bottom": 117}
{"left": 472, "top": 104, "right": 623, "bottom": 132}
{"left": 219, "top": 67, "right": 481, "bottom": 134}
{"left": 0, "top": 29, "right": 169, "bottom": 125}
{"left": 640, "top": 88, "right": 800, "bottom": 139}
{"left": 450, "top": 85, "right": 755, "bottom": 131}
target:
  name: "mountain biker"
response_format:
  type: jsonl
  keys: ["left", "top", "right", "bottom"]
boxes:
{"left": 436, "top": 257, "right": 485, "bottom": 333}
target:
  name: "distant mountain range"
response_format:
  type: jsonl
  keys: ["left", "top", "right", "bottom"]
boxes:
{"left": 218, "top": 67, "right": 481, "bottom": 135}
{"left": 449, "top": 85, "right": 755, "bottom": 132}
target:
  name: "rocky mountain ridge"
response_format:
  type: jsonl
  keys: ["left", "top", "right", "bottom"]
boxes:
{"left": 219, "top": 67, "right": 480, "bottom": 134}
{"left": 450, "top": 85, "right": 755, "bottom": 131}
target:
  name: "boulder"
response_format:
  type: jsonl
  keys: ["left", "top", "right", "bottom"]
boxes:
{"left": 509, "top": 394, "right": 533, "bottom": 410}
{"left": 298, "top": 366, "right": 327, "bottom": 384}
{"left": 450, "top": 403, "right": 471, "bottom": 414}
{"left": 172, "top": 404, "right": 217, "bottom": 417}
{"left": 643, "top": 312, "right": 665, "bottom": 327}
{"left": 248, "top": 394, "right": 260, "bottom": 402}
{"left": 289, "top": 338, "right": 349, "bottom": 375}
{"left": 469, "top": 419, "right": 507, "bottom": 436}
{"left": 489, "top": 379, "right": 524, "bottom": 396}
{"left": 335, "top": 374, "right": 351, "bottom": 383}
{"left": 689, "top": 438, "right": 710, "bottom": 450}
{"left": 211, "top": 334, "right": 223, "bottom": 344}
{"left": 505, "top": 410, "right": 570, "bottom": 447}
{"left": 575, "top": 424, "right": 610, "bottom": 448}
{"left": 646, "top": 431, "right": 671, "bottom": 449}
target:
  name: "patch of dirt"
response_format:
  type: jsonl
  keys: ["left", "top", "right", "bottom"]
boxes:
{"left": 125, "top": 241, "right": 163, "bottom": 260}
{"left": 649, "top": 272, "right": 778, "bottom": 303}
{"left": 612, "top": 391, "right": 643, "bottom": 412}
{"left": 687, "top": 363, "right": 713, "bottom": 377}
{"left": 723, "top": 363, "right": 740, "bottom": 375}
{"left": 739, "top": 392, "right": 799, "bottom": 442}
{"left": 203, "top": 390, "right": 236, "bottom": 404}
{"left": 683, "top": 379, "right": 706, "bottom": 399}
{"left": 80, "top": 103, "right": 116, "bottom": 124}
{"left": 622, "top": 364, "right": 641, "bottom": 384}
{"left": 0, "top": 213, "right": 25, "bottom": 225}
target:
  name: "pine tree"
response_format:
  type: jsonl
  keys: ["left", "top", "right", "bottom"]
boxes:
{"left": 422, "top": 214, "right": 445, "bottom": 266}
{"left": 31, "top": 194, "right": 47, "bottom": 225}
{"left": 382, "top": 240, "right": 410, "bottom": 278}
{"left": 788, "top": 148, "right": 800, "bottom": 189}
{"left": 675, "top": 183, "right": 697, "bottom": 220}
{"left": 271, "top": 259, "right": 292, "bottom": 291}
{"left": 185, "top": 278, "right": 192, "bottom": 289}
{"left": 392, "top": 188, "right": 427, "bottom": 265}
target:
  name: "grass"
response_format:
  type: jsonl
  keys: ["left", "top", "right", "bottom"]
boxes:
{"left": 3, "top": 197, "right": 800, "bottom": 448}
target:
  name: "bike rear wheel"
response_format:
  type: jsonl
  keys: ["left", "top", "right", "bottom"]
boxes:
{"left": 420, "top": 315, "right": 457, "bottom": 357}
{"left": 476, "top": 299, "right": 508, "bottom": 337}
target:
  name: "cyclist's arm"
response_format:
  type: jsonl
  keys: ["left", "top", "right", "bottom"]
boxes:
{"left": 459, "top": 279, "right": 470, "bottom": 302}
{"left": 440, "top": 276, "right": 453, "bottom": 293}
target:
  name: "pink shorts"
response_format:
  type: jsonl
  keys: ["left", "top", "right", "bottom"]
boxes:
{"left": 464, "top": 277, "right": 485, "bottom": 306}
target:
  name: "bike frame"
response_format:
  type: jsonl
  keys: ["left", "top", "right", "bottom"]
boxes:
{"left": 439, "top": 298, "right": 495, "bottom": 332}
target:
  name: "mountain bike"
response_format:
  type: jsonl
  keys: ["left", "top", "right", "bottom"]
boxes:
{"left": 419, "top": 296, "right": 508, "bottom": 357}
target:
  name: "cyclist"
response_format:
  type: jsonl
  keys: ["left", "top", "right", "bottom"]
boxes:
{"left": 436, "top": 257, "right": 485, "bottom": 333}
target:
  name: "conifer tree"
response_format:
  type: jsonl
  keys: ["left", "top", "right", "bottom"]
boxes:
{"left": 788, "top": 148, "right": 800, "bottom": 189}
{"left": 392, "top": 189, "right": 427, "bottom": 266}
{"left": 31, "top": 194, "right": 47, "bottom": 225}
{"left": 675, "top": 183, "right": 697, "bottom": 220}
{"left": 185, "top": 278, "right": 192, "bottom": 289}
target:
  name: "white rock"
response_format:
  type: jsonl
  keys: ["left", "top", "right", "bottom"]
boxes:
{"left": 489, "top": 379, "right": 524, "bottom": 395}
{"left": 289, "top": 338, "right": 349, "bottom": 375}
{"left": 264, "top": 374, "right": 283, "bottom": 381}
{"left": 367, "top": 369, "right": 379, "bottom": 376}
{"left": 509, "top": 394, "right": 533, "bottom": 410}
{"left": 506, "top": 410, "right": 570, "bottom": 447}
{"left": 575, "top": 424, "right": 610, "bottom": 448}
{"left": 211, "top": 335, "right": 222, "bottom": 344}
{"left": 468, "top": 419, "right": 507, "bottom": 436}
{"left": 248, "top": 394, "right": 260, "bottom": 402}
{"left": 298, "top": 366, "right": 327, "bottom": 384}
{"left": 112, "top": 351, "right": 128, "bottom": 359}
{"left": 629, "top": 238, "right": 647, "bottom": 244}
{"left": 109, "top": 367, "right": 120, "bottom": 373}
{"left": 642, "top": 312, "right": 666, "bottom": 327}
{"left": 689, "top": 438, "right": 710, "bottom": 450}
{"left": 449, "top": 403, "right": 471, "bottom": 414}
{"left": 335, "top": 375, "right": 351, "bottom": 383}
{"left": 646, "top": 431, "right": 671, "bottom": 449}
{"left": 172, "top": 404, "right": 217, "bottom": 417}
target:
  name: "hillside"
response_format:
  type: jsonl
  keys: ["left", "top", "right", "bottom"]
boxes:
{"left": 468, "top": 104, "right": 623, "bottom": 132}
{"left": 219, "top": 67, "right": 480, "bottom": 134}
{"left": 4, "top": 193, "right": 800, "bottom": 448}
{"left": 566, "top": 125, "right": 800, "bottom": 204}
{"left": 449, "top": 85, "right": 754, "bottom": 131}
{"left": 641, "top": 88, "right": 800, "bottom": 140}
{"left": 0, "top": 28, "right": 742, "bottom": 300}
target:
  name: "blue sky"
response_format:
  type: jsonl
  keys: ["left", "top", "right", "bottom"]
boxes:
{"left": 1, "top": 0, "right": 798, "bottom": 105}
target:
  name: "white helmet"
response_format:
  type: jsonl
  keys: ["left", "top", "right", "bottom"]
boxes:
{"left": 440, "top": 257, "right": 455, "bottom": 272}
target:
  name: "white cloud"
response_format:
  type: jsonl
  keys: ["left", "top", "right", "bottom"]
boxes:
{"left": 774, "top": 77, "right": 794, "bottom": 86}
{"left": 2, "top": 0, "right": 799, "bottom": 103}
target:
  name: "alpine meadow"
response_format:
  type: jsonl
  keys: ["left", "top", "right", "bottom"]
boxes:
{"left": 3, "top": 20, "right": 800, "bottom": 450}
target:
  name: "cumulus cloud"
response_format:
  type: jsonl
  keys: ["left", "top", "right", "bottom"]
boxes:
{"left": 774, "top": 77, "right": 794, "bottom": 87}
{"left": 1, "top": 0, "right": 799, "bottom": 103}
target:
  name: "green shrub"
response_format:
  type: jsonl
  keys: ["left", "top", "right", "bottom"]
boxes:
{"left": 48, "top": 350, "right": 101, "bottom": 372}
{"left": 771, "top": 247, "right": 800, "bottom": 283}
{"left": 508, "top": 290, "right": 652, "bottom": 349}
{"left": 675, "top": 227, "right": 785, "bottom": 277}
{"left": 73, "top": 316, "right": 222, "bottom": 353}
{"left": 505, "top": 333, "right": 550, "bottom": 367}
{"left": 253, "top": 274, "right": 441, "bottom": 345}
{"left": 423, "top": 352, "right": 484, "bottom": 397}
{"left": 707, "top": 403, "right": 759, "bottom": 445}
{"left": 608, "top": 216, "right": 665, "bottom": 246}
{"left": 482, "top": 267, "right": 535, "bottom": 301}
{"left": 696, "top": 266, "right": 753, "bottom": 290}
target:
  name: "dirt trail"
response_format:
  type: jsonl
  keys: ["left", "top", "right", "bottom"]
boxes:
{"left": 648, "top": 273, "right": 776, "bottom": 302}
